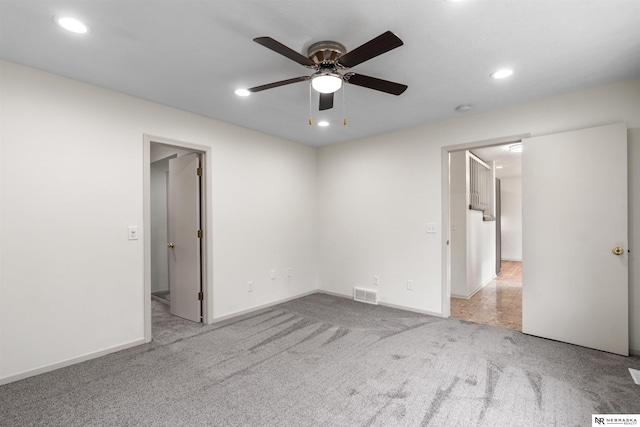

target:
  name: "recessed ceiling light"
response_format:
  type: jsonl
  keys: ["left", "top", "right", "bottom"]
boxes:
{"left": 455, "top": 104, "right": 472, "bottom": 113}
{"left": 234, "top": 89, "right": 251, "bottom": 97}
{"left": 509, "top": 144, "right": 522, "bottom": 152}
{"left": 496, "top": 166, "right": 504, "bottom": 169}
{"left": 491, "top": 69, "right": 514, "bottom": 79}
{"left": 317, "top": 121, "right": 330, "bottom": 127}
{"left": 56, "top": 16, "right": 89, "bottom": 34}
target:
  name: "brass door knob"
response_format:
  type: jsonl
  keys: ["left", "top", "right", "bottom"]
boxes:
{"left": 612, "top": 246, "right": 624, "bottom": 255}
{"left": 167, "top": 242, "right": 175, "bottom": 248}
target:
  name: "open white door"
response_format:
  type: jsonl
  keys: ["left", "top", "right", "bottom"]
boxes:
{"left": 522, "top": 123, "right": 628, "bottom": 355}
{"left": 168, "top": 153, "right": 202, "bottom": 322}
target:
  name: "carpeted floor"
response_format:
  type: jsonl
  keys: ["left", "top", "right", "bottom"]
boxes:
{"left": 1, "top": 293, "right": 638, "bottom": 426}
{"left": 151, "top": 290, "right": 170, "bottom": 303}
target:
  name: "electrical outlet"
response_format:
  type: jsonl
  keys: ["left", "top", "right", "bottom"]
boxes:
{"left": 407, "top": 280, "right": 414, "bottom": 290}
{"left": 373, "top": 275, "right": 380, "bottom": 285}
{"left": 270, "top": 270, "right": 276, "bottom": 280}
{"left": 248, "top": 281, "right": 253, "bottom": 292}
{"left": 427, "top": 223, "right": 437, "bottom": 234}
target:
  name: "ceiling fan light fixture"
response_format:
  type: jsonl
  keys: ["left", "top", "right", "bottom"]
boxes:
{"left": 311, "top": 73, "right": 343, "bottom": 94}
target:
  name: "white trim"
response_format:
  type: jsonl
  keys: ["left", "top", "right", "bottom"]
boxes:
{"left": 451, "top": 274, "right": 497, "bottom": 300}
{"left": 318, "top": 290, "right": 444, "bottom": 318}
{"left": 441, "top": 133, "right": 529, "bottom": 320}
{"left": 211, "top": 290, "right": 318, "bottom": 323}
{"left": 501, "top": 258, "right": 523, "bottom": 262}
{"left": 379, "top": 300, "right": 443, "bottom": 318}
{"left": 317, "top": 289, "right": 353, "bottom": 299}
{"left": 0, "top": 338, "right": 145, "bottom": 386}
{"left": 143, "top": 135, "right": 215, "bottom": 342}
{"left": 630, "top": 347, "right": 640, "bottom": 356}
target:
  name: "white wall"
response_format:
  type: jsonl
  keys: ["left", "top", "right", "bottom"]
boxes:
{"left": 150, "top": 157, "right": 170, "bottom": 293}
{"left": 500, "top": 176, "right": 522, "bottom": 261}
{"left": 629, "top": 128, "right": 640, "bottom": 356}
{"left": 0, "top": 60, "right": 318, "bottom": 382}
{"left": 467, "top": 209, "right": 496, "bottom": 295}
{"left": 450, "top": 151, "right": 496, "bottom": 299}
{"left": 449, "top": 151, "right": 467, "bottom": 297}
{"left": 317, "top": 77, "right": 640, "bottom": 351}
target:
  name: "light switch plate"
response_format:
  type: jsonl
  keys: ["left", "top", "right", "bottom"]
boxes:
{"left": 128, "top": 226, "right": 138, "bottom": 240}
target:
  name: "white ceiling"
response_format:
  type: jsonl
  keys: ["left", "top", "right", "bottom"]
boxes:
{"left": 1, "top": 1, "right": 639, "bottom": 147}
{"left": 472, "top": 144, "right": 522, "bottom": 179}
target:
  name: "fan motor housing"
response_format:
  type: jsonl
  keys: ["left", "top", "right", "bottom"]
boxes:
{"left": 307, "top": 41, "right": 347, "bottom": 65}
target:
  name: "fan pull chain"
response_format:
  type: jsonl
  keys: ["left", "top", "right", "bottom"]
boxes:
{"left": 308, "top": 83, "right": 313, "bottom": 125}
{"left": 343, "top": 84, "right": 347, "bottom": 125}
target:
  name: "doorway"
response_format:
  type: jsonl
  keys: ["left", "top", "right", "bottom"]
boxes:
{"left": 441, "top": 124, "right": 629, "bottom": 355}
{"left": 440, "top": 134, "right": 528, "bottom": 322}
{"left": 446, "top": 141, "right": 523, "bottom": 331}
{"left": 143, "top": 135, "right": 213, "bottom": 342}
{"left": 150, "top": 147, "right": 203, "bottom": 323}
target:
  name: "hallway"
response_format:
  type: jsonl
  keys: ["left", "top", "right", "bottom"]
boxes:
{"left": 450, "top": 261, "right": 522, "bottom": 331}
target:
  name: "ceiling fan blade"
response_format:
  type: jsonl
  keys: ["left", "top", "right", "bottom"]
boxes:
{"left": 337, "top": 31, "right": 403, "bottom": 68}
{"left": 319, "top": 92, "right": 334, "bottom": 110}
{"left": 247, "top": 76, "right": 309, "bottom": 93}
{"left": 253, "top": 37, "right": 316, "bottom": 67}
{"left": 346, "top": 73, "right": 407, "bottom": 95}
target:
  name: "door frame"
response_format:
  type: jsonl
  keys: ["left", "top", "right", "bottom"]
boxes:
{"left": 440, "top": 133, "right": 529, "bottom": 318}
{"left": 143, "top": 134, "right": 213, "bottom": 342}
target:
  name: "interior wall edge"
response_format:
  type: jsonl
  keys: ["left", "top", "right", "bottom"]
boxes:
{"left": 211, "top": 290, "right": 317, "bottom": 323}
{"left": 0, "top": 338, "right": 145, "bottom": 386}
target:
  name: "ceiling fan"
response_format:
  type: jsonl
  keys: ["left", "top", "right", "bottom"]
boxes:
{"left": 245, "top": 31, "right": 408, "bottom": 112}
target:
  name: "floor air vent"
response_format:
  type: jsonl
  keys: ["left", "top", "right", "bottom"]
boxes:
{"left": 354, "top": 287, "right": 378, "bottom": 305}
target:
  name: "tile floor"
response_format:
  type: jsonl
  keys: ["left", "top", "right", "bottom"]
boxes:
{"left": 450, "top": 260, "right": 522, "bottom": 331}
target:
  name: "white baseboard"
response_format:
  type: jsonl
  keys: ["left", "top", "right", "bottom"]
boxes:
{"left": 501, "top": 258, "right": 522, "bottom": 262}
{"left": 317, "top": 289, "right": 352, "bottom": 299}
{"left": 451, "top": 275, "right": 496, "bottom": 300}
{"left": 211, "top": 289, "right": 318, "bottom": 323}
{"left": 630, "top": 347, "right": 640, "bottom": 356}
{"left": 0, "top": 338, "right": 145, "bottom": 386}
{"left": 317, "top": 289, "right": 443, "bottom": 318}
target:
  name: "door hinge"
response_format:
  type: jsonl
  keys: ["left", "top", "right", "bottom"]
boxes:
{"left": 197, "top": 229, "right": 203, "bottom": 238}
{"left": 197, "top": 167, "right": 202, "bottom": 176}
{"left": 198, "top": 292, "right": 204, "bottom": 301}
